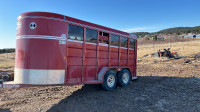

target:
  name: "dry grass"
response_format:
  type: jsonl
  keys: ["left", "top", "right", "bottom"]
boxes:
{"left": 138, "top": 39, "right": 200, "bottom": 58}
{"left": 137, "top": 38, "right": 200, "bottom": 78}
{"left": 0, "top": 53, "right": 15, "bottom": 71}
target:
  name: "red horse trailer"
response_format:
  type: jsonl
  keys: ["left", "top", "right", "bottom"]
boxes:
{"left": 0, "top": 12, "right": 137, "bottom": 90}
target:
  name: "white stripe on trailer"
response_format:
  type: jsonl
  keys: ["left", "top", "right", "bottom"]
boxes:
{"left": 14, "top": 68, "right": 65, "bottom": 85}
{"left": 85, "top": 42, "right": 97, "bottom": 45}
{"left": 17, "top": 35, "right": 66, "bottom": 40}
{"left": 68, "top": 39, "right": 83, "bottom": 43}
{"left": 121, "top": 47, "right": 128, "bottom": 49}
{"left": 99, "top": 43, "right": 108, "bottom": 46}
{"left": 110, "top": 46, "right": 119, "bottom": 48}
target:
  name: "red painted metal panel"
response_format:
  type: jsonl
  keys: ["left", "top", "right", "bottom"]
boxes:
{"left": 129, "top": 54, "right": 135, "bottom": 60}
{"left": 98, "top": 59, "right": 108, "bottom": 66}
{"left": 85, "top": 49, "right": 97, "bottom": 58}
{"left": 16, "top": 13, "right": 67, "bottom": 70}
{"left": 110, "top": 52, "right": 119, "bottom": 59}
{"left": 118, "top": 38, "right": 121, "bottom": 66}
{"left": 110, "top": 59, "right": 118, "bottom": 66}
{"left": 96, "top": 31, "right": 100, "bottom": 80}
{"left": 66, "top": 66, "right": 82, "bottom": 83}
{"left": 67, "top": 48, "right": 83, "bottom": 57}
{"left": 15, "top": 39, "right": 65, "bottom": 69}
{"left": 82, "top": 28, "right": 86, "bottom": 83}
{"left": 128, "top": 60, "right": 134, "bottom": 65}
{"left": 128, "top": 38, "right": 130, "bottom": 66}
{"left": 108, "top": 34, "right": 111, "bottom": 67}
{"left": 99, "top": 45, "right": 109, "bottom": 51}
{"left": 120, "top": 60, "right": 128, "bottom": 66}
{"left": 120, "top": 53, "right": 128, "bottom": 60}
{"left": 134, "top": 40, "right": 138, "bottom": 77}
{"left": 84, "top": 58, "right": 96, "bottom": 66}
{"left": 17, "top": 18, "right": 67, "bottom": 36}
{"left": 66, "top": 27, "right": 85, "bottom": 84}
{"left": 83, "top": 66, "right": 96, "bottom": 81}
{"left": 120, "top": 48, "right": 128, "bottom": 53}
{"left": 85, "top": 44, "right": 97, "bottom": 50}
{"left": 99, "top": 51, "right": 109, "bottom": 59}
{"left": 129, "top": 49, "right": 135, "bottom": 54}
{"left": 65, "top": 24, "right": 69, "bottom": 84}
{"left": 83, "top": 81, "right": 102, "bottom": 84}
{"left": 110, "top": 47, "right": 119, "bottom": 52}
{"left": 68, "top": 41, "right": 83, "bottom": 49}
{"left": 67, "top": 57, "right": 82, "bottom": 66}
{"left": 129, "top": 66, "right": 136, "bottom": 77}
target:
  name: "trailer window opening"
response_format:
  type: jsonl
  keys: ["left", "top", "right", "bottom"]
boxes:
{"left": 99, "top": 32, "right": 109, "bottom": 37}
{"left": 129, "top": 38, "right": 135, "bottom": 49}
{"left": 120, "top": 37, "right": 128, "bottom": 48}
{"left": 111, "top": 34, "right": 119, "bottom": 47}
{"left": 68, "top": 24, "right": 84, "bottom": 41}
{"left": 99, "top": 32, "right": 103, "bottom": 36}
{"left": 86, "top": 29, "right": 97, "bottom": 43}
{"left": 103, "top": 32, "right": 109, "bottom": 37}
{"left": 99, "top": 32, "right": 109, "bottom": 45}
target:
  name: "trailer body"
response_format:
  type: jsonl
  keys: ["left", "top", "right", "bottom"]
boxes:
{"left": 1, "top": 12, "right": 137, "bottom": 89}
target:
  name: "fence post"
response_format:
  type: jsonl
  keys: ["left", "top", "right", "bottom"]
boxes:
{"left": 181, "top": 42, "right": 184, "bottom": 50}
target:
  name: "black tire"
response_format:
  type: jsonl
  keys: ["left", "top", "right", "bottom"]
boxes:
{"left": 117, "top": 69, "right": 131, "bottom": 87}
{"left": 102, "top": 71, "right": 117, "bottom": 91}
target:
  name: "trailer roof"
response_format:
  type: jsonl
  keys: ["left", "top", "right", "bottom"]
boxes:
{"left": 20, "top": 12, "right": 137, "bottom": 39}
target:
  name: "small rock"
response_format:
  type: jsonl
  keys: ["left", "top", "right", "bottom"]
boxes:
{"left": 194, "top": 65, "right": 198, "bottom": 68}
{"left": 154, "top": 60, "right": 158, "bottom": 63}
{"left": 143, "top": 54, "right": 148, "bottom": 57}
{"left": 193, "top": 54, "right": 200, "bottom": 59}
{"left": 184, "top": 60, "right": 190, "bottom": 63}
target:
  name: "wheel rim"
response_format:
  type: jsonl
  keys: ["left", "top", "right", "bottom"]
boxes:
{"left": 122, "top": 73, "right": 129, "bottom": 84}
{"left": 107, "top": 75, "right": 115, "bottom": 88}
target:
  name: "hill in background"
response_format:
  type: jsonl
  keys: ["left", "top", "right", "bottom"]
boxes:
{"left": 134, "top": 26, "right": 200, "bottom": 39}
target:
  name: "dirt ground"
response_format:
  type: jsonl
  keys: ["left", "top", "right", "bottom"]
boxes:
{"left": 0, "top": 39, "right": 200, "bottom": 112}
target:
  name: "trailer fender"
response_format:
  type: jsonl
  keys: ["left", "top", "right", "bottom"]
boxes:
{"left": 98, "top": 67, "right": 108, "bottom": 81}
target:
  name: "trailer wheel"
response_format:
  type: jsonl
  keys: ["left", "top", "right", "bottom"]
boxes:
{"left": 102, "top": 71, "right": 117, "bottom": 91}
{"left": 117, "top": 69, "right": 131, "bottom": 87}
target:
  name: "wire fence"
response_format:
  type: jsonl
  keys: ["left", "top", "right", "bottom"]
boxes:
{"left": 137, "top": 38, "right": 200, "bottom": 57}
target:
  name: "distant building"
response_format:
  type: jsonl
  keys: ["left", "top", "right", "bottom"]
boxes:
{"left": 183, "top": 34, "right": 200, "bottom": 38}
{"left": 196, "top": 34, "right": 200, "bottom": 38}
{"left": 158, "top": 37, "right": 164, "bottom": 39}
{"left": 184, "top": 35, "right": 194, "bottom": 38}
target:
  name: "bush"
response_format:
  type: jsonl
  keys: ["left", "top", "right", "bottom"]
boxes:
{"left": 0, "top": 48, "right": 15, "bottom": 54}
